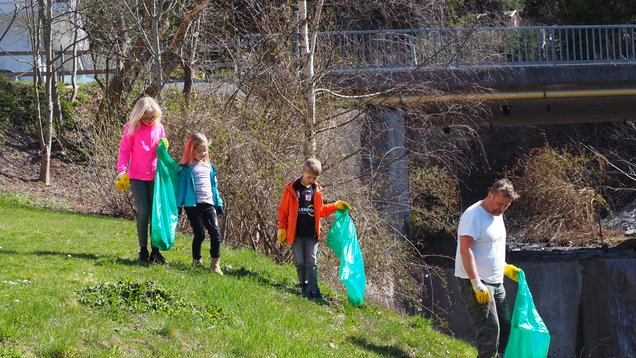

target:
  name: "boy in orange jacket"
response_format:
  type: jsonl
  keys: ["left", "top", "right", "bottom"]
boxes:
{"left": 277, "top": 158, "right": 351, "bottom": 300}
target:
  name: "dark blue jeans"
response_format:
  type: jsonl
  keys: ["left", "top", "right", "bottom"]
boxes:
{"left": 457, "top": 277, "right": 511, "bottom": 358}
{"left": 130, "top": 179, "right": 154, "bottom": 248}
{"left": 185, "top": 203, "right": 222, "bottom": 259}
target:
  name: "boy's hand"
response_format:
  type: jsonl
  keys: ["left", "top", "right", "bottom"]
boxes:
{"left": 115, "top": 172, "right": 130, "bottom": 191}
{"left": 215, "top": 206, "right": 224, "bottom": 216}
{"left": 335, "top": 200, "right": 352, "bottom": 211}
{"left": 504, "top": 264, "right": 521, "bottom": 282}
{"left": 277, "top": 229, "right": 286, "bottom": 244}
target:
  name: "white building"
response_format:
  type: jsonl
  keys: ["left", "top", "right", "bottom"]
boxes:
{"left": 0, "top": 0, "right": 90, "bottom": 80}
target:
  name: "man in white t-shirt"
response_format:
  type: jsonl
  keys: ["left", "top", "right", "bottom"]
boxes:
{"left": 455, "top": 179, "right": 521, "bottom": 358}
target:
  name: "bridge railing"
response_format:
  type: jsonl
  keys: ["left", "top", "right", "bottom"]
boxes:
{"left": 314, "top": 25, "right": 636, "bottom": 71}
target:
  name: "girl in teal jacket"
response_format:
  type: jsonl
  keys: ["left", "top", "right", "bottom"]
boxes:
{"left": 177, "top": 133, "right": 225, "bottom": 274}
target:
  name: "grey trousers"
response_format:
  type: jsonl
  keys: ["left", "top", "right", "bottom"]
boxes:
{"left": 456, "top": 277, "right": 511, "bottom": 358}
{"left": 130, "top": 179, "right": 154, "bottom": 248}
{"left": 293, "top": 235, "right": 319, "bottom": 294}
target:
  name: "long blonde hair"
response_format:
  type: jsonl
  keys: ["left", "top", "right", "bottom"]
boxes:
{"left": 180, "top": 132, "right": 209, "bottom": 165}
{"left": 126, "top": 96, "right": 162, "bottom": 136}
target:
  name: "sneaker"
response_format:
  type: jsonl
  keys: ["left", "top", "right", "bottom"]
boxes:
{"left": 192, "top": 259, "right": 201, "bottom": 267}
{"left": 149, "top": 248, "right": 166, "bottom": 264}
{"left": 309, "top": 292, "right": 329, "bottom": 305}
{"left": 138, "top": 248, "right": 149, "bottom": 264}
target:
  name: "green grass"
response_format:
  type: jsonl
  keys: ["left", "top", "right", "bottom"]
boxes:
{"left": 0, "top": 193, "right": 475, "bottom": 357}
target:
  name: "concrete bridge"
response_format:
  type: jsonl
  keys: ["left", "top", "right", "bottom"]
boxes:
{"left": 315, "top": 25, "right": 636, "bottom": 123}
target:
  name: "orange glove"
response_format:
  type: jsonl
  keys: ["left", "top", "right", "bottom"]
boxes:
{"left": 277, "top": 229, "right": 286, "bottom": 245}
{"left": 335, "top": 200, "right": 352, "bottom": 211}
{"left": 115, "top": 172, "right": 130, "bottom": 191}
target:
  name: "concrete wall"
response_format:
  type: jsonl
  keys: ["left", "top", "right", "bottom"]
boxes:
{"left": 361, "top": 107, "right": 410, "bottom": 239}
{"left": 433, "top": 253, "right": 636, "bottom": 357}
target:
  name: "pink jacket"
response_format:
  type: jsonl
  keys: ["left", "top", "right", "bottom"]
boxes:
{"left": 117, "top": 122, "right": 166, "bottom": 181}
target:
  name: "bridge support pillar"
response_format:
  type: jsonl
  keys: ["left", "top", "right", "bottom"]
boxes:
{"left": 361, "top": 107, "right": 411, "bottom": 239}
{"left": 361, "top": 107, "right": 411, "bottom": 307}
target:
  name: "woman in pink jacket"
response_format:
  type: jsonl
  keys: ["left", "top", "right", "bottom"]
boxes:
{"left": 116, "top": 96, "right": 167, "bottom": 264}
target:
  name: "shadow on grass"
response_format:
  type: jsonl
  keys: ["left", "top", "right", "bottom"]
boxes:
{"left": 349, "top": 336, "right": 412, "bottom": 358}
{"left": 33, "top": 250, "right": 138, "bottom": 266}
{"left": 223, "top": 266, "right": 299, "bottom": 296}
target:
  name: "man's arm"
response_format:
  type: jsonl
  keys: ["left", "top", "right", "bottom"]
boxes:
{"left": 459, "top": 235, "right": 490, "bottom": 304}
{"left": 459, "top": 235, "right": 479, "bottom": 280}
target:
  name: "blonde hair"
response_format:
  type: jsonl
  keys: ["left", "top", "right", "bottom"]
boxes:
{"left": 180, "top": 132, "right": 209, "bottom": 165}
{"left": 126, "top": 97, "right": 162, "bottom": 136}
{"left": 302, "top": 157, "right": 322, "bottom": 175}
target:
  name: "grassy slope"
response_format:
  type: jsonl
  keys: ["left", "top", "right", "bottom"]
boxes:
{"left": 0, "top": 194, "right": 475, "bottom": 357}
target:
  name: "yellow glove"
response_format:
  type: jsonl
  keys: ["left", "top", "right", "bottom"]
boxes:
{"left": 504, "top": 264, "right": 521, "bottom": 282}
{"left": 335, "top": 200, "right": 352, "bottom": 211}
{"left": 115, "top": 172, "right": 130, "bottom": 191}
{"left": 160, "top": 138, "right": 169, "bottom": 149}
{"left": 470, "top": 278, "right": 491, "bottom": 304}
{"left": 277, "top": 229, "right": 286, "bottom": 245}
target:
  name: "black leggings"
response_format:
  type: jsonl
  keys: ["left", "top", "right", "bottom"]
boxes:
{"left": 184, "top": 203, "right": 222, "bottom": 259}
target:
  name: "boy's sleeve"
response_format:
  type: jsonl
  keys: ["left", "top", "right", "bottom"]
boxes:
{"left": 117, "top": 125, "right": 131, "bottom": 174}
{"left": 317, "top": 191, "right": 337, "bottom": 217}
{"left": 176, "top": 166, "right": 186, "bottom": 208}
{"left": 319, "top": 201, "right": 338, "bottom": 217}
{"left": 277, "top": 190, "right": 290, "bottom": 229}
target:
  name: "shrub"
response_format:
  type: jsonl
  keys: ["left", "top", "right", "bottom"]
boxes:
{"left": 408, "top": 165, "right": 461, "bottom": 266}
{"left": 0, "top": 77, "right": 37, "bottom": 133}
{"left": 0, "top": 76, "right": 77, "bottom": 135}
{"left": 505, "top": 144, "right": 608, "bottom": 245}
{"left": 409, "top": 166, "right": 460, "bottom": 243}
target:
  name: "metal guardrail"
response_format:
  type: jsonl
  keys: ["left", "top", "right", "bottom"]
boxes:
{"left": 313, "top": 25, "right": 636, "bottom": 71}
{"left": 5, "top": 25, "right": 636, "bottom": 78}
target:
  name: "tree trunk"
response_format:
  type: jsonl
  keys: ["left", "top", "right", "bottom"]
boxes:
{"left": 37, "top": 0, "right": 53, "bottom": 185}
{"left": 70, "top": 0, "right": 80, "bottom": 102}
{"left": 182, "top": 16, "right": 202, "bottom": 101}
{"left": 151, "top": 0, "right": 163, "bottom": 95}
{"left": 298, "top": 0, "right": 316, "bottom": 158}
{"left": 144, "top": 0, "right": 210, "bottom": 97}
{"left": 183, "top": 60, "right": 193, "bottom": 97}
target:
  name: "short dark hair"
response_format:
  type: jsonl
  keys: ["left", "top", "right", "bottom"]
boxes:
{"left": 489, "top": 179, "right": 520, "bottom": 200}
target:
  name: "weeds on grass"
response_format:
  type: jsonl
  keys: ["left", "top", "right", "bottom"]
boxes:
{"left": 76, "top": 280, "right": 224, "bottom": 321}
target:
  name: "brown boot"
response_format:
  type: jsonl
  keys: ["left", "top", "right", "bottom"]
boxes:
{"left": 211, "top": 257, "right": 223, "bottom": 275}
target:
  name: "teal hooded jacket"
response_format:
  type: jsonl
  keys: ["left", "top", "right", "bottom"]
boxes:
{"left": 176, "top": 163, "right": 224, "bottom": 209}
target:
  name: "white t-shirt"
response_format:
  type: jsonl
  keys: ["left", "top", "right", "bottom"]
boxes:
{"left": 454, "top": 200, "right": 507, "bottom": 284}
{"left": 190, "top": 162, "right": 214, "bottom": 205}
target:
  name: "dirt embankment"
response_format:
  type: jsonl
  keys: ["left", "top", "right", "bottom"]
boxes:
{"left": 0, "top": 133, "right": 102, "bottom": 214}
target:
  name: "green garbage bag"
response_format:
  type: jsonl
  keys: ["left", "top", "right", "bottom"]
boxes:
{"left": 326, "top": 208, "right": 366, "bottom": 306}
{"left": 505, "top": 269, "right": 550, "bottom": 358}
{"left": 151, "top": 140, "right": 179, "bottom": 251}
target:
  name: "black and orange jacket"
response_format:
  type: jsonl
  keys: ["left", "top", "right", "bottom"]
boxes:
{"left": 277, "top": 178, "right": 338, "bottom": 244}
